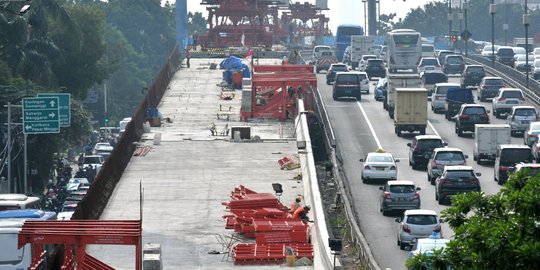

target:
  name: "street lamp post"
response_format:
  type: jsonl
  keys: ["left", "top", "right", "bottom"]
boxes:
{"left": 363, "top": 0, "right": 367, "bottom": 35}
{"left": 524, "top": 0, "right": 530, "bottom": 87}
{"left": 448, "top": 0, "right": 453, "bottom": 49}
{"left": 463, "top": 1, "right": 469, "bottom": 57}
{"left": 490, "top": 2, "right": 496, "bottom": 67}
{"left": 459, "top": 0, "right": 463, "bottom": 52}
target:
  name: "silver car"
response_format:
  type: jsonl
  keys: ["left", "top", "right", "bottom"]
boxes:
{"left": 427, "top": 147, "right": 468, "bottom": 185}
{"left": 507, "top": 106, "right": 538, "bottom": 135}
{"left": 379, "top": 180, "right": 421, "bottom": 216}
{"left": 524, "top": 121, "right": 540, "bottom": 147}
{"left": 395, "top": 209, "right": 443, "bottom": 250}
{"left": 430, "top": 83, "right": 460, "bottom": 113}
{"left": 492, "top": 88, "right": 526, "bottom": 118}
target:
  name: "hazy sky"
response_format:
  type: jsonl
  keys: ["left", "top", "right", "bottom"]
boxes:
{"left": 182, "top": 0, "right": 439, "bottom": 33}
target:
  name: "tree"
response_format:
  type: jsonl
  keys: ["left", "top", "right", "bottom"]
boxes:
{"left": 440, "top": 170, "right": 540, "bottom": 269}
{"left": 188, "top": 11, "right": 208, "bottom": 36}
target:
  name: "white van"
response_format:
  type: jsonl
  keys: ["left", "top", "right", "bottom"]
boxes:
{"left": 0, "top": 220, "right": 31, "bottom": 270}
{"left": 119, "top": 117, "right": 132, "bottom": 132}
{"left": 421, "top": 44, "right": 435, "bottom": 58}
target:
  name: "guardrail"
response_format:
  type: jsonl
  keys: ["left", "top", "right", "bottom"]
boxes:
{"left": 312, "top": 87, "right": 382, "bottom": 270}
{"left": 465, "top": 55, "right": 540, "bottom": 106}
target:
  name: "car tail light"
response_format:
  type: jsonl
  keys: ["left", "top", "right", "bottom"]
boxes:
{"left": 498, "top": 97, "right": 506, "bottom": 101}
{"left": 433, "top": 224, "right": 441, "bottom": 233}
{"left": 529, "top": 133, "right": 538, "bottom": 138}
{"left": 480, "top": 114, "right": 489, "bottom": 119}
{"left": 403, "top": 224, "right": 411, "bottom": 233}
{"left": 459, "top": 115, "right": 470, "bottom": 120}
{"left": 472, "top": 178, "right": 480, "bottom": 185}
{"left": 499, "top": 166, "right": 512, "bottom": 171}
{"left": 435, "top": 95, "right": 444, "bottom": 100}
{"left": 364, "top": 165, "right": 371, "bottom": 170}
{"left": 390, "top": 165, "right": 397, "bottom": 170}
{"left": 439, "top": 178, "right": 449, "bottom": 185}
{"left": 414, "top": 192, "right": 420, "bottom": 199}
{"left": 384, "top": 192, "right": 391, "bottom": 199}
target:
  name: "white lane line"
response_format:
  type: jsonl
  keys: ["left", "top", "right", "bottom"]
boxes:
{"left": 427, "top": 120, "right": 441, "bottom": 137}
{"left": 356, "top": 100, "right": 382, "bottom": 149}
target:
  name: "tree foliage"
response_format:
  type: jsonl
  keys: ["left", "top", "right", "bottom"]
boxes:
{"left": 409, "top": 170, "right": 540, "bottom": 269}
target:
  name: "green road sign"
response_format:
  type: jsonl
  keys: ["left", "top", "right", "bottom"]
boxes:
{"left": 38, "top": 93, "right": 71, "bottom": 127}
{"left": 22, "top": 97, "right": 60, "bottom": 134}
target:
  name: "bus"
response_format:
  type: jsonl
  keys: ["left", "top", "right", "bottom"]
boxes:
{"left": 336, "top": 24, "right": 364, "bottom": 62}
{"left": 386, "top": 29, "right": 422, "bottom": 73}
{"left": 0, "top": 209, "right": 57, "bottom": 270}
{"left": 0, "top": 194, "right": 41, "bottom": 211}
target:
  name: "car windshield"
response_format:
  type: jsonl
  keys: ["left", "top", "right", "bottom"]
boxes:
{"left": 501, "top": 91, "right": 523, "bottom": 98}
{"left": 516, "top": 166, "right": 540, "bottom": 176}
{"left": 332, "top": 65, "right": 348, "bottom": 71}
{"left": 484, "top": 79, "right": 504, "bottom": 86}
{"left": 422, "top": 45, "right": 433, "bottom": 52}
{"left": 515, "top": 109, "right": 536, "bottom": 116}
{"left": 501, "top": 149, "right": 532, "bottom": 165}
{"left": 358, "top": 73, "right": 368, "bottom": 80}
{"left": 435, "top": 151, "right": 465, "bottom": 161}
{"left": 422, "top": 59, "right": 438, "bottom": 66}
{"left": 446, "top": 57, "right": 463, "bottom": 64}
{"left": 389, "top": 185, "right": 415, "bottom": 193}
{"left": 463, "top": 107, "right": 486, "bottom": 114}
{"left": 336, "top": 74, "right": 359, "bottom": 84}
{"left": 368, "top": 60, "right": 384, "bottom": 66}
{"left": 517, "top": 56, "right": 527, "bottom": 61}
{"left": 417, "top": 139, "right": 443, "bottom": 149}
{"left": 84, "top": 157, "right": 101, "bottom": 164}
{"left": 435, "top": 86, "right": 458, "bottom": 94}
{"left": 445, "top": 170, "right": 475, "bottom": 179}
{"left": 406, "top": 215, "right": 437, "bottom": 225}
{"left": 467, "top": 67, "right": 484, "bottom": 73}
{"left": 367, "top": 155, "right": 393, "bottom": 163}
{"left": 498, "top": 49, "right": 514, "bottom": 55}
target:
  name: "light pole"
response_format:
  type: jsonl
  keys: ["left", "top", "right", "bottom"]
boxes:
{"left": 524, "top": 0, "right": 530, "bottom": 87}
{"left": 504, "top": 0, "right": 508, "bottom": 46}
{"left": 459, "top": 0, "right": 463, "bottom": 52}
{"left": 448, "top": 0, "right": 453, "bottom": 50}
{"left": 463, "top": 1, "right": 469, "bottom": 57}
{"left": 363, "top": 0, "right": 367, "bottom": 35}
{"left": 490, "top": 1, "right": 496, "bottom": 67}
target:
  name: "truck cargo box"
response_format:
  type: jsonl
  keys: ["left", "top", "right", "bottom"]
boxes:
{"left": 394, "top": 88, "right": 428, "bottom": 136}
{"left": 473, "top": 124, "right": 511, "bottom": 164}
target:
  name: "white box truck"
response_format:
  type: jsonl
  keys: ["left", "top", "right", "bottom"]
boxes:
{"left": 473, "top": 124, "right": 511, "bottom": 164}
{"left": 385, "top": 73, "right": 421, "bottom": 119}
{"left": 0, "top": 220, "right": 32, "bottom": 269}
{"left": 350, "top": 35, "right": 376, "bottom": 70}
{"left": 394, "top": 88, "right": 428, "bottom": 136}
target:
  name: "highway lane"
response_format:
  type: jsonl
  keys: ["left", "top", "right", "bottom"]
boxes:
{"left": 318, "top": 73, "right": 526, "bottom": 270}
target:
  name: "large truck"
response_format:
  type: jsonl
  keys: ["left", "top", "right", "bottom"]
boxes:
{"left": 473, "top": 124, "right": 511, "bottom": 164}
{"left": 513, "top": 37, "right": 534, "bottom": 53}
{"left": 384, "top": 73, "right": 421, "bottom": 119}
{"left": 350, "top": 35, "right": 376, "bottom": 70}
{"left": 394, "top": 88, "right": 428, "bottom": 136}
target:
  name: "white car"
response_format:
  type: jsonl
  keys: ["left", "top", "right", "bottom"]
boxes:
{"left": 358, "top": 54, "right": 377, "bottom": 71}
{"left": 407, "top": 238, "right": 450, "bottom": 258}
{"left": 82, "top": 155, "right": 104, "bottom": 174}
{"left": 481, "top": 44, "right": 499, "bottom": 58}
{"left": 66, "top": 178, "right": 89, "bottom": 193}
{"left": 359, "top": 152, "right": 399, "bottom": 183}
{"left": 524, "top": 121, "right": 540, "bottom": 146}
{"left": 93, "top": 142, "right": 113, "bottom": 153}
{"left": 395, "top": 209, "right": 443, "bottom": 250}
{"left": 492, "top": 88, "right": 526, "bottom": 118}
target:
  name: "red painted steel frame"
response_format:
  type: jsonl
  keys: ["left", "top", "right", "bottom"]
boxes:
{"left": 18, "top": 220, "right": 142, "bottom": 270}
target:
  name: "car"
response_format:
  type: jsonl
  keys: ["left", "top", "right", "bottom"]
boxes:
{"left": 57, "top": 211, "right": 75, "bottom": 220}
{"left": 93, "top": 142, "right": 113, "bottom": 153}
{"left": 435, "top": 166, "right": 481, "bottom": 205}
{"left": 332, "top": 72, "right": 363, "bottom": 100}
{"left": 421, "top": 44, "right": 435, "bottom": 58}
{"left": 422, "top": 70, "right": 448, "bottom": 101}
{"left": 496, "top": 46, "right": 515, "bottom": 66}
{"left": 342, "top": 46, "right": 352, "bottom": 66}
{"left": 359, "top": 152, "right": 399, "bottom": 183}
{"left": 523, "top": 121, "right": 540, "bottom": 147}
{"left": 311, "top": 45, "right": 331, "bottom": 62}
{"left": 506, "top": 106, "right": 538, "bottom": 136}
{"left": 436, "top": 50, "right": 455, "bottom": 66}
{"left": 365, "top": 59, "right": 386, "bottom": 80}
{"left": 494, "top": 144, "right": 533, "bottom": 185}
{"left": 481, "top": 44, "right": 499, "bottom": 59}
{"left": 379, "top": 180, "right": 421, "bottom": 215}
{"left": 66, "top": 178, "right": 90, "bottom": 193}
{"left": 427, "top": 148, "right": 468, "bottom": 185}
{"left": 533, "top": 47, "right": 540, "bottom": 56}
{"left": 374, "top": 77, "right": 387, "bottom": 101}
{"left": 418, "top": 57, "right": 441, "bottom": 74}
{"left": 477, "top": 76, "right": 504, "bottom": 101}
{"left": 514, "top": 54, "right": 532, "bottom": 72}
{"left": 533, "top": 59, "right": 540, "bottom": 80}
{"left": 326, "top": 63, "right": 349, "bottom": 85}
{"left": 512, "top": 162, "right": 540, "bottom": 177}
{"left": 442, "top": 55, "right": 465, "bottom": 75}
{"left": 315, "top": 51, "right": 338, "bottom": 73}
{"left": 460, "top": 65, "right": 485, "bottom": 87}
{"left": 492, "top": 88, "right": 526, "bottom": 118}
{"left": 454, "top": 104, "right": 490, "bottom": 136}
{"left": 358, "top": 54, "right": 377, "bottom": 70}
{"left": 407, "top": 238, "right": 450, "bottom": 259}
{"left": 430, "top": 83, "right": 460, "bottom": 113}
{"left": 357, "top": 71, "right": 370, "bottom": 94}
{"left": 407, "top": 135, "right": 447, "bottom": 170}
{"left": 395, "top": 209, "right": 443, "bottom": 250}
{"left": 82, "top": 155, "right": 104, "bottom": 174}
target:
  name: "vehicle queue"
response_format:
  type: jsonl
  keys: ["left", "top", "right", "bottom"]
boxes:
{"left": 320, "top": 29, "right": 540, "bottom": 268}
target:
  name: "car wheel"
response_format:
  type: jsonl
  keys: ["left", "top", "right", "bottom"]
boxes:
{"left": 430, "top": 176, "right": 436, "bottom": 185}
{"left": 397, "top": 239, "right": 401, "bottom": 247}
{"left": 420, "top": 128, "right": 426, "bottom": 135}
{"left": 399, "top": 242, "right": 407, "bottom": 250}
{"left": 435, "top": 191, "right": 439, "bottom": 201}
{"left": 356, "top": 93, "right": 362, "bottom": 101}
{"left": 438, "top": 195, "right": 445, "bottom": 205}
{"left": 326, "top": 81, "right": 330, "bottom": 85}
{"left": 333, "top": 94, "right": 338, "bottom": 101}
{"left": 496, "top": 111, "right": 501, "bottom": 118}
{"left": 396, "top": 127, "right": 402, "bottom": 137}
{"left": 457, "top": 127, "right": 464, "bottom": 137}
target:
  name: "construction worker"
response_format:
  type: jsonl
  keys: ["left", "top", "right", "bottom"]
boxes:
{"left": 185, "top": 48, "right": 191, "bottom": 68}
{"left": 289, "top": 197, "right": 302, "bottom": 214}
{"left": 291, "top": 206, "right": 312, "bottom": 223}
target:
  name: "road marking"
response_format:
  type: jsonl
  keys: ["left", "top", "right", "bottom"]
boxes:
{"left": 356, "top": 100, "right": 382, "bottom": 149}
{"left": 427, "top": 120, "right": 441, "bottom": 137}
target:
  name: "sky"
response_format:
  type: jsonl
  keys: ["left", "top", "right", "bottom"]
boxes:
{"left": 181, "top": 0, "right": 438, "bottom": 33}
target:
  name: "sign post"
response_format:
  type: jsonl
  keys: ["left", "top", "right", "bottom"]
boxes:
{"left": 22, "top": 97, "right": 60, "bottom": 134}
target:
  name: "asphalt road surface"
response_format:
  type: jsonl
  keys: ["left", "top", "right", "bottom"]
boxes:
{"left": 317, "top": 73, "right": 528, "bottom": 270}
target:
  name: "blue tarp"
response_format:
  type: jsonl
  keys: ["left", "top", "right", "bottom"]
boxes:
{"left": 219, "top": 56, "right": 251, "bottom": 78}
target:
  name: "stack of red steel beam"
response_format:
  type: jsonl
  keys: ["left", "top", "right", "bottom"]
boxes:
{"left": 232, "top": 243, "right": 314, "bottom": 265}
{"left": 253, "top": 220, "right": 309, "bottom": 244}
